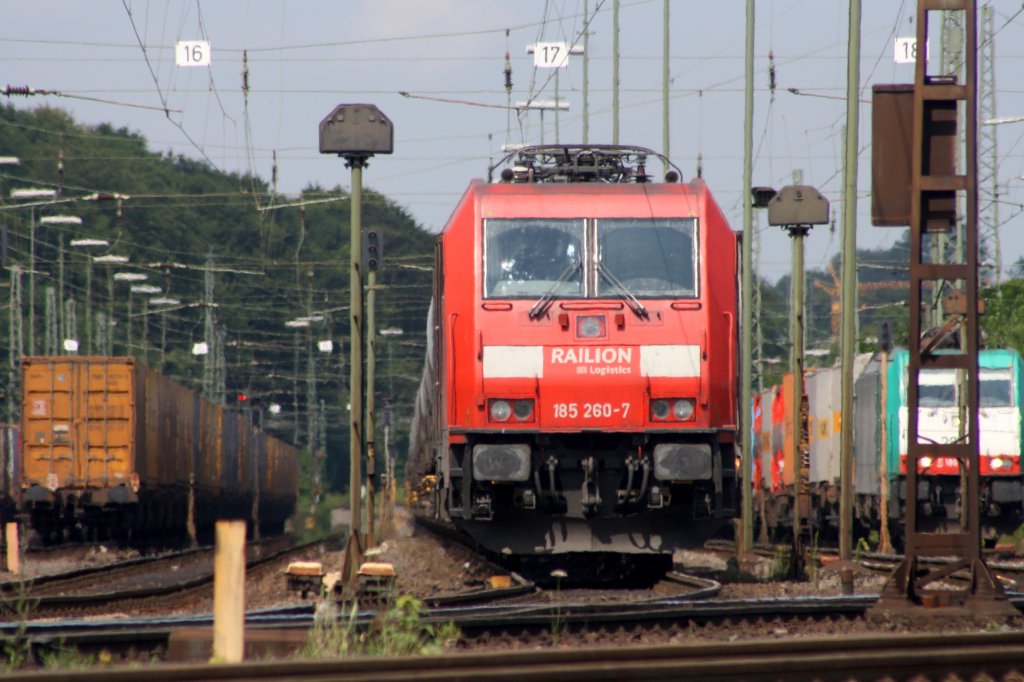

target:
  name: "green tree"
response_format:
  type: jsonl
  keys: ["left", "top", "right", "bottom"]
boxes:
{"left": 982, "top": 279, "right": 1024, "bottom": 352}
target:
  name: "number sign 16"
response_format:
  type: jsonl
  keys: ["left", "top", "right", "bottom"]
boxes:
{"left": 176, "top": 40, "right": 211, "bottom": 67}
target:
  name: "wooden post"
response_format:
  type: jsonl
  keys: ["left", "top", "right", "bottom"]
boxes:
{"left": 213, "top": 520, "right": 246, "bottom": 663}
{"left": 5, "top": 522, "right": 19, "bottom": 575}
{"left": 879, "top": 349, "right": 892, "bottom": 553}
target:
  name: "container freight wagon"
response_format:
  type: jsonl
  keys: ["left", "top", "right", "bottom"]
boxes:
{"left": 20, "top": 357, "right": 298, "bottom": 544}
{"left": 754, "top": 349, "right": 1024, "bottom": 543}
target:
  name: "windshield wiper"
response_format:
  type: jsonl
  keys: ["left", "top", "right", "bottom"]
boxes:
{"left": 528, "top": 260, "right": 581, "bottom": 320}
{"left": 597, "top": 262, "right": 649, "bottom": 319}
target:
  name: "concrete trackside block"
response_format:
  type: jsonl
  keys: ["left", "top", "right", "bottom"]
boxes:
{"left": 166, "top": 628, "right": 309, "bottom": 663}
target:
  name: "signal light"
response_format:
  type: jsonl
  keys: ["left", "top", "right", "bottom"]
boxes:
{"left": 237, "top": 393, "right": 248, "bottom": 402}
{"left": 362, "top": 228, "right": 383, "bottom": 270}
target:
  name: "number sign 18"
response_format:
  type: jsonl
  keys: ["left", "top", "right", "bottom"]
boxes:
{"left": 176, "top": 40, "right": 211, "bottom": 67}
{"left": 894, "top": 37, "right": 928, "bottom": 65}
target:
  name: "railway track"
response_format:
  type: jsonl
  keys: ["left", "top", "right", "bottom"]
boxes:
{"left": 3, "top": 573, "right": 1022, "bottom": 669}
{"left": 0, "top": 533, "right": 339, "bottom": 619}
{"left": 9, "top": 630, "right": 1024, "bottom": 680}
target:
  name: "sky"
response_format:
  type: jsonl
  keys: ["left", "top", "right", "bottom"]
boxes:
{"left": 3, "top": 1, "right": 1024, "bottom": 283}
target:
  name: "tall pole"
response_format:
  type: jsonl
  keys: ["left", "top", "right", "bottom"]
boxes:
{"left": 555, "top": 70, "right": 561, "bottom": 144}
{"left": 346, "top": 156, "right": 367, "bottom": 572}
{"left": 127, "top": 291, "right": 133, "bottom": 354}
{"left": 8, "top": 268, "right": 21, "bottom": 426}
{"left": 788, "top": 225, "right": 809, "bottom": 575}
{"left": 203, "top": 255, "right": 216, "bottom": 398}
{"left": 839, "top": 0, "right": 862, "bottom": 564}
{"left": 583, "top": 0, "right": 589, "bottom": 144}
{"left": 612, "top": 0, "right": 620, "bottom": 145}
{"left": 319, "top": 103, "right": 392, "bottom": 580}
{"left": 28, "top": 208, "right": 35, "bottom": 356}
{"left": 365, "top": 268, "right": 377, "bottom": 548}
{"left": 739, "top": 0, "right": 756, "bottom": 554}
{"left": 85, "top": 255, "right": 92, "bottom": 354}
{"left": 106, "top": 268, "right": 114, "bottom": 355}
{"left": 662, "top": 0, "right": 670, "bottom": 168}
{"left": 57, "top": 236, "right": 65, "bottom": 351}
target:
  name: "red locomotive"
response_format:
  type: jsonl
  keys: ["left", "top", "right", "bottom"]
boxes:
{"left": 408, "top": 146, "right": 738, "bottom": 572}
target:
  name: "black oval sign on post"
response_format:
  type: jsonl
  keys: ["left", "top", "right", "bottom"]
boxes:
{"left": 318, "top": 104, "right": 394, "bottom": 156}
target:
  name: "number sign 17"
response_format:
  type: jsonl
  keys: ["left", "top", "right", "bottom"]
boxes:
{"left": 533, "top": 42, "right": 570, "bottom": 69}
{"left": 176, "top": 40, "right": 211, "bottom": 67}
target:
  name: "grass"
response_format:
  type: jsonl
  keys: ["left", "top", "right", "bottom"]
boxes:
{"left": 549, "top": 569, "right": 567, "bottom": 645}
{"left": 0, "top": 580, "right": 37, "bottom": 670}
{"left": 1, "top": 581, "right": 95, "bottom": 671}
{"left": 302, "top": 593, "right": 460, "bottom": 659}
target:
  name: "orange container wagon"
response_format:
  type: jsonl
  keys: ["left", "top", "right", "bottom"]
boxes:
{"left": 20, "top": 356, "right": 297, "bottom": 544}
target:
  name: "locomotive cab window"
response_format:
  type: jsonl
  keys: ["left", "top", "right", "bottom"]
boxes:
{"left": 916, "top": 369, "right": 957, "bottom": 407}
{"left": 484, "top": 217, "right": 697, "bottom": 299}
{"left": 484, "top": 219, "right": 584, "bottom": 298}
{"left": 596, "top": 218, "right": 697, "bottom": 298}
{"left": 911, "top": 368, "right": 1014, "bottom": 408}
{"left": 980, "top": 368, "right": 1014, "bottom": 407}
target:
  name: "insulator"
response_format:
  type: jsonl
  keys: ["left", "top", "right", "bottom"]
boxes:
{"left": 3, "top": 85, "right": 33, "bottom": 97}
{"left": 242, "top": 50, "right": 249, "bottom": 94}
{"left": 504, "top": 51, "right": 513, "bottom": 94}
{"left": 768, "top": 50, "right": 776, "bottom": 97}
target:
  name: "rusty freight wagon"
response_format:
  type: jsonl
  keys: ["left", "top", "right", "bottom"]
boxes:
{"left": 20, "top": 356, "right": 297, "bottom": 544}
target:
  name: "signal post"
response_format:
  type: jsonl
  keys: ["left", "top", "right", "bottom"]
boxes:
{"left": 767, "top": 185, "right": 830, "bottom": 577}
{"left": 319, "top": 105, "right": 393, "bottom": 583}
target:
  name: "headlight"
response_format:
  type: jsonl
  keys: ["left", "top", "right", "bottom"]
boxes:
{"left": 513, "top": 399, "right": 534, "bottom": 421}
{"left": 489, "top": 399, "right": 511, "bottom": 422}
{"left": 991, "top": 456, "right": 1011, "bottom": 471}
{"left": 651, "top": 398, "right": 696, "bottom": 421}
{"left": 576, "top": 315, "right": 606, "bottom": 338}
{"left": 651, "top": 399, "right": 671, "bottom": 420}
{"left": 672, "top": 399, "right": 696, "bottom": 420}
{"left": 919, "top": 456, "right": 933, "bottom": 469}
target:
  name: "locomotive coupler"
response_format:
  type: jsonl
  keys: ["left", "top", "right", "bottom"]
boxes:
{"left": 472, "top": 494, "right": 493, "bottom": 520}
{"left": 648, "top": 485, "right": 665, "bottom": 509}
{"left": 581, "top": 456, "right": 602, "bottom": 516}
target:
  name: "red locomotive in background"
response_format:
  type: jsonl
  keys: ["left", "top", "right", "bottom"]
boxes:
{"left": 408, "top": 146, "right": 738, "bottom": 574}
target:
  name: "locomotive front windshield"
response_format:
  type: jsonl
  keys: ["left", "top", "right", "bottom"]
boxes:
{"left": 484, "top": 217, "right": 697, "bottom": 299}
{"left": 913, "top": 368, "right": 1015, "bottom": 408}
{"left": 485, "top": 219, "right": 584, "bottom": 297}
{"left": 597, "top": 218, "right": 696, "bottom": 297}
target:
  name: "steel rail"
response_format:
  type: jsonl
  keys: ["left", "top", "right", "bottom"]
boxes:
{"left": 9, "top": 631, "right": 1024, "bottom": 681}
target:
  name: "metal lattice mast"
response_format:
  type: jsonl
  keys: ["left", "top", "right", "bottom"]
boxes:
{"left": 57, "top": 235, "right": 65, "bottom": 349}
{"left": 8, "top": 267, "right": 22, "bottom": 426}
{"left": 214, "top": 326, "right": 226, "bottom": 405}
{"left": 95, "top": 312, "right": 108, "bottom": 356}
{"left": 63, "top": 299, "right": 76, "bottom": 357}
{"left": 44, "top": 286, "right": 57, "bottom": 355}
{"left": 202, "top": 254, "right": 217, "bottom": 401}
{"left": 292, "top": 330, "right": 301, "bottom": 443}
{"left": 306, "top": 270, "right": 318, "bottom": 453}
{"left": 979, "top": 4, "right": 999, "bottom": 285}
